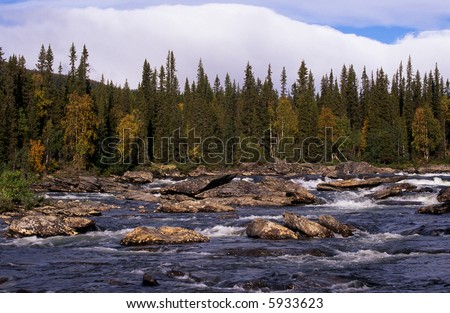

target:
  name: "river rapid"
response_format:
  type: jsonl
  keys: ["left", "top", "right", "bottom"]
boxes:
{"left": 1, "top": 174, "right": 450, "bottom": 293}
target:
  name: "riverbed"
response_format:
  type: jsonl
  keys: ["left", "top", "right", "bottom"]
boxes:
{"left": 1, "top": 174, "right": 449, "bottom": 292}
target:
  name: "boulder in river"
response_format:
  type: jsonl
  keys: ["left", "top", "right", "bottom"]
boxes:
{"left": 63, "top": 217, "right": 97, "bottom": 233}
{"left": 155, "top": 199, "right": 235, "bottom": 213}
{"left": 121, "top": 171, "right": 153, "bottom": 184}
{"left": 6, "top": 215, "right": 96, "bottom": 237}
{"left": 437, "top": 187, "right": 450, "bottom": 203}
{"left": 317, "top": 215, "right": 353, "bottom": 237}
{"left": 196, "top": 179, "right": 316, "bottom": 206}
{"left": 34, "top": 200, "right": 106, "bottom": 217}
{"left": 120, "top": 226, "right": 210, "bottom": 245}
{"left": 283, "top": 212, "right": 334, "bottom": 238}
{"left": 246, "top": 218, "right": 299, "bottom": 240}
{"left": 417, "top": 202, "right": 450, "bottom": 215}
{"left": 317, "top": 177, "right": 402, "bottom": 191}
{"left": 369, "top": 183, "right": 417, "bottom": 200}
{"left": 260, "top": 176, "right": 316, "bottom": 204}
{"left": 161, "top": 174, "right": 236, "bottom": 197}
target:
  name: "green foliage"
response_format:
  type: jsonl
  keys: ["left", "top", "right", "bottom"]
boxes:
{"left": 0, "top": 170, "right": 39, "bottom": 212}
{"left": 412, "top": 106, "right": 443, "bottom": 162}
{"left": 1, "top": 43, "right": 450, "bottom": 170}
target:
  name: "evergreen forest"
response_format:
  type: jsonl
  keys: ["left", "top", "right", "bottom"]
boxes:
{"left": 1, "top": 43, "right": 450, "bottom": 174}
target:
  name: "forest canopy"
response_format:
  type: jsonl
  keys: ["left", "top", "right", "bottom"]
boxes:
{"left": 0, "top": 44, "right": 449, "bottom": 173}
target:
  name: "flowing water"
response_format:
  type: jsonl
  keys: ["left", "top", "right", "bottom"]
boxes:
{"left": 1, "top": 174, "right": 450, "bottom": 293}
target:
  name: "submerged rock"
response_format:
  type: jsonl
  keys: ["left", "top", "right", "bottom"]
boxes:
{"left": 156, "top": 199, "right": 235, "bottom": 213}
{"left": 317, "top": 177, "right": 402, "bottom": 191}
{"left": 369, "top": 183, "right": 417, "bottom": 200}
{"left": 246, "top": 219, "right": 299, "bottom": 240}
{"left": 283, "top": 212, "right": 334, "bottom": 238}
{"left": 6, "top": 215, "right": 96, "bottom": 238}
{"left": 317, "top": 215, "right": 353, "bottom": 237}
{"left": 239, "top": 280, "right": 297, "bottom": 292}
{"left": 142, "top": 273, "right": 159, "bottom": 287}
{"left": 120, "top": 226, "right": 210, "bottom": 245}
{"left": 417, "top": 203, "right": 450, "bottom": 215}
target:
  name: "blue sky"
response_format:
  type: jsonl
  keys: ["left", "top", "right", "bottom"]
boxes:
{"left": 1, "top": 0, "right": 449, "bottom": 88}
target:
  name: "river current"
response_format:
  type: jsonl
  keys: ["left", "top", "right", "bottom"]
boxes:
{"left": 1, "top": 174, "right": 450, "bottom": 293}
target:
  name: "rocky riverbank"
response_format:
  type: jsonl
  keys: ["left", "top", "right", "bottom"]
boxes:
{"left": 2, "top": 161, "right": 450, "bottom": 240}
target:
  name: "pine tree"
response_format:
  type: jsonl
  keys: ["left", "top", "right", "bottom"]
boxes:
{"left": 36, "top": 44, "right": 46, "bottom": 73}
{"left": 67, "top": 43, "right": 77, "bottom": 94}
{"left": 77, "top": 44, "right": 91, "bottom": 94}
{"left": 344, "top": 65, "right": 359, "bottom": 128}
{"left": 280, "top": 66, "right": 287, "bottom": 98}
{"left": 365, "top": 68, "right": 398, "bottom": 163}
{"left": 292, "top": 61, "right": 318, "bottom": 142}
{"left": 45, "top": 45, "right": 54, "bottom": 74}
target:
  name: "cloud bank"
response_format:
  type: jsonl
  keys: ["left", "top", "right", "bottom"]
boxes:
{"left": 1, "top": 4, "right": 449, "bottom": 89}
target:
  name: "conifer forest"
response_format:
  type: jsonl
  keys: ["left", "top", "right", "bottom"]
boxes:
{"left": 1, "top": 43, "right": 450, "bottom": 174}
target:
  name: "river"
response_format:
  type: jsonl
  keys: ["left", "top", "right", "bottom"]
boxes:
{"left": 1, "top": 174, "right": 450, "bottom": 292}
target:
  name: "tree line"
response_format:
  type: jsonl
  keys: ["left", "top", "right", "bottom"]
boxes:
{"left": 0, "top": 43, "right": 449, "bottom": 174}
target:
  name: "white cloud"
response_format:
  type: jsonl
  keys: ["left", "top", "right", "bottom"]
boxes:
{"left": 0, "top": 4, "right": 449, "bottom": 89}
{"left": 3, "top": 0, "right": 450, "bottom": 29}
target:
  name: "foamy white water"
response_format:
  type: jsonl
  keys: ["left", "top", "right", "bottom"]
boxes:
{"left": 399, "top": 177, "right": 450, "bottom": 186}
{"left": 196, "top": 225, "right": 246, "bottom": 237}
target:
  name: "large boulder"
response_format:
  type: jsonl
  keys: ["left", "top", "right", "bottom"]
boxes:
{"left": 283, "top": 212, "right": 334, "bottom": 238}
{"left": 369, "top": 183, "right": 417, "bottom": 200}
{"left": 317, "top": 215, "right": 353, "bottom": 237}
{"left": 6, "top": 215, "right": 96, "bottom": 237}
{"left": 196, "top": 180, "right": 274, "bottom": 199}
{"left": 417, "top": 203, "right": 450, "bottom": 215}
{"left": 156, "top": 199, "right": 235, "bottom": 213}
{"left": 437, "top": 187, "right": 450, "bottom": 203}
{"left": 197, "top": 179, "right": 316, "bottom": 206}
{"left": 161, "top": 174, "right": 236, "bottom": 197}
{"left": 63, "top": 217, "right": 97, "bottom": 233}
{"left": 260, "top": 177, "right": 316, "bottom": 204}
{"left": 317, "top": 177, "right": 402, "bottom": 191}
{"left": 120, "top": 226, "right": 210, "bottom": 245}
{"left": 121, "top": 171, "right": 153, "bottom": 184}
{"left": 246, "top": 219, "right": 299, "bottom": 240}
